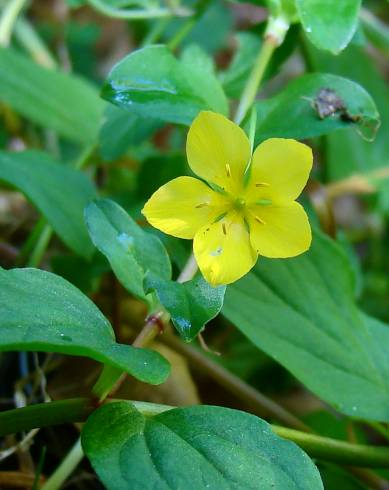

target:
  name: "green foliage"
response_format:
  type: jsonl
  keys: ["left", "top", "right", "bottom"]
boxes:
{"left": 102, "top": 44, "right": 228, "bottom": 125}
{"left": 253, "top": 73, "right": 379, "bottom": 143}
{"left": 0, "top": 150, "right": 96, "bottom": 258}
{"left": 82, "top": 402, "right": 323, "bottom": 490}
{"left": 0, "top": 267, "right": 170, "bottom": 384}
{"left": 1, "top": 1, "right": 388, "bottom": 487}
{"left": 85, "top": 198, "right": 171, "bottom": 301}
{"left": 295, "top": 0, "right": 361, "bottom": 54}
{"left": 99, "top": 106, "right": 161, "bottom": 161}
{"left": 224, "top": 230, "right": 389, "bottom": 421}
{"left": 0, "top": 47, "right": 104, "bottom": 144}
{"left": 146, "top": 274, "right": 225, "bottom": 341}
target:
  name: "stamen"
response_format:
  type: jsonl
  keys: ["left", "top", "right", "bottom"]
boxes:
{"left": 255, "top": 182, "right": 270, "bottom": 187}
{"left": 226, "top": 163, "right": 231, "bottom": 177}
{"left": 222, "top": 223, "right": 227, "bottom": 235}
{"left": 195, "top": 202, "right": 208, "bottom": 209}
{"left": 256, "top": 199, "right": 272, "bottom": 206}
{"left": 255, "top": 216, "right": 266, "bottom": 225}
{"left": 214, "top": 212, "right": 228, "bottom": 222}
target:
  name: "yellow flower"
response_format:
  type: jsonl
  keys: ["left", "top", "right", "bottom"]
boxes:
{"left": 142, "top": 111, "right": 312, "bottom": 286}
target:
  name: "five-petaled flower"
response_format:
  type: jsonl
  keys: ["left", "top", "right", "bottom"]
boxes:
{"left": 142, "top": 111, "right": 313, "bottom": 287}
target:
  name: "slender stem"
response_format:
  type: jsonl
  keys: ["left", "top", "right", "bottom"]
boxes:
{"left": 167, "top": 0, "right": 211, "bottom": 51}
{"left": 41, "top": 438, "right": 83, "bottom": 490}
{"left": 161, "top": 333, "right": 310, "bottom": 432}
{"left": 141, "top": 17, "right": 170, "bottom": 47}
{"left": 272, "top": 425, "right": 389, "bottom": 468}
{"left": 92, "top": 252, "right": 199, "bottom": 400}
{"left": 86, "top": 0, "right": 192, "bottom": 19}
{"left": 4, "top": 398, "right": 389, "bottom": 469}
{"left": 0, "top": 0, "right": 27, "bottom": 46}
{"left": 0, "top": 398, "right": 93, "bottom": 436}
{"left": 177, "top": 253, "right": 198, "bottom": 283}
{"left": 14, "top": 18, "right": 57, "bottom": 69}
{"left": 234, "top": 15, "right": 289, "bottom": 125}
{"left": 26, "top": 224, "right": 53, "bottom": 268}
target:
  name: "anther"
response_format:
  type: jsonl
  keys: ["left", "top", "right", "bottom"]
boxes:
{"left": 195, "top": 202, "right": 208, "bottom": 209}
{"left": 255, "top": 216, "right": 266, "bottom": 225}
{"left": 226, "top": 163, "right": 231, "bottom": 177}
{"left": 255, "top": 182, "right": 270, "bottom": 187}
{"left": 222, "top": 223, "right": 227, "bottom": 235}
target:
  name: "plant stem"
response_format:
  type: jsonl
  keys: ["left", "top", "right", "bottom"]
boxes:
{"left": 4, "top": 398, "right": 389, "bottom": 469}
{"left": 86, "top": 0, "right": 192, "bottom": 19}
{"left": 0, "top": 0, "right": 26, "bottom": 46}
{"left": 167, "top": 0, "right": 211, "bottom": 50}
{"left": 0, "top": 398, "right": 93, "bottom": 436}
{"left": 161, "top": 333, "right": 310, "bottom": 432}
{"left": 272, "top": 425, "right": 389, "bottom": 468}
{"left": 14, "top": 18, "right": 57, "bottom": 68}
{"left": 234, "top": 15, "right": 289, "bottom": 125}
{"left": 41, "top": 438, "right": 83, "bottom": 490}
{"left": 26, "top": 223, "right": 53, "bottom": 268}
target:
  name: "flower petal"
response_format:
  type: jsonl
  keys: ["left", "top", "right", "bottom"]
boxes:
{"left": 245, "top": 138, "right": 313, "bottom": 203}
{"left": 142, "top": 176, "right": 228, "bottom": 239}
{"left": 247, "top": 201, "right": 311, "bottom": 258}
{"left": 186, "top": 111, "right": 251, "bottom": 196}
{"left": 193, "top": 212, "right": 257, "bottom": 286}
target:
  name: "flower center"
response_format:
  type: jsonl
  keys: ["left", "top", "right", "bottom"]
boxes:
{"left": 234, "top": 197, "right": 246, "bottom": 211}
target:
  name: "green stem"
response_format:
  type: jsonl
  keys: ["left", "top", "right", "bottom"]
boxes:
{"left": 0, "top": 398, "right": 93, "bottom": 436}
{"left": 41, "top": 438, "right": 83, "bottom": 490}
{"left": 86, "top": 0, "right": 192, "bottom": 19}
{"left": 0, "top": 0, "right": 27, "bottom": 46}
{"left": 141, "top": 17, "right": 170, "bottom": 47}
{"left": 14, "top": 17, "right": 57, "bottom": 69}
{"left": 167, "top": 0, "right": 210, "bottom": 51}
{"left": 234, "top": 15, "right": 289, "bottom": 125}
{"left": 27, "top": 223, "right": 53, "bottom": 268}
{"left": 4, "top": 398, "right": 389, "bottom": 469}
{"left": 272, "top": 425, "right": 389, "bottom": 468}
{"left": 161, "top": 333, "right": 310, "bottom": 432}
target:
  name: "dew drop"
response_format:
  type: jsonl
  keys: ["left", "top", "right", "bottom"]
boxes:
{"left": 306, "top": 26, "right": 312, "bottom": 33}
{"left": 117, "top": 232, "right": 134, "bottom": 249}
{"left": 210, "top": 247, "right": 223, "bottom": 257}
{"left": 59, "top": 334, "right": 72, "bottom": 342}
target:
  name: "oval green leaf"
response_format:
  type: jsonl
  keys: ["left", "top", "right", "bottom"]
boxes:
{"left": 101, "top": 44, "right": 228, "bottom": 126}
{"left": 82, "top": 402, "right": 323, "bottom": 490}
{"left": 223, "top": 230, "right": 389, "bottom": 421}
{"left": 84, "top": 198, "right": 171, "bottom": 301}
{"left": 296, "top": 0, "right": 361, "bottom": 54}
{"left": 0, "top": 47, "right": 104, "bottom": 144}
{"left": 0, "top": 267, "right": 170, "bottom": 385}
{"left": 253, "top": 73, "right": 379, "bottom": 143}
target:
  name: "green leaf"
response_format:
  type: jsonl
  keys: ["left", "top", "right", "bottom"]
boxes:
{"left": 0, "top": 47, "right": 104, "bottom": 144}
{"left": 253, "top": 73, "right": 379, "bottom": 143}
{"left": 84, "top": 199, "right": 171, "bottom": 301}
{"left": 295, "top": 0, "right": 361, "bottom": 54}
{"left": 0, "top": 267, "right": 170, "bottom": 385}
{"left": 102, "top": 44, "right": 228, "bottom": 126}
{"left": 305, "top": 42, "right": 389, "bottom": 181}
{"left": 223, "top": 230, "right": 389, "bottom": 421}
{"left": 82, "top": 402, "right": 323, "bottom": 490}
{"left": 0, "top": 150, "right": 96, "bottom": 258}
{"left": 146, "top": 274, "right": 225, "bottom": 342}
{"left": 99, "top": 105, "right": 161, "bottom": 161}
